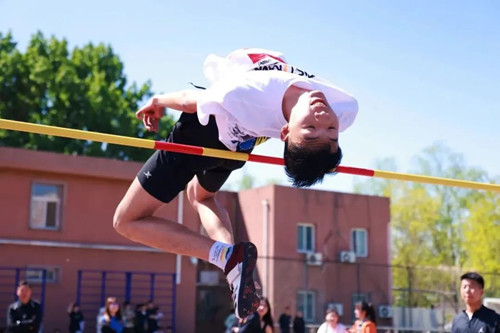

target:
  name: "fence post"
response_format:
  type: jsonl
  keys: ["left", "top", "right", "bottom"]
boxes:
{"left": 40, "top": 269, "right": 46, "bottom": 310}
{"left": 125, "top": 272, "right": 132, "bottom": 302}
{"left": 171, "top": 273, "right": 176, "bottom": 333}
{"left": 149, "top": 273, "right": 155, "bottom": 301}
{"left": 76, "top": 270, "right": 82, "bottom": 305}
{"left": 100, "top": 271, "right": 107, "bottom": 306}
{"left": 407, "top": 266, "right": 413, "bottom": 327}
{"left": 14, "top": 268, "right": 20, "bottom": 301}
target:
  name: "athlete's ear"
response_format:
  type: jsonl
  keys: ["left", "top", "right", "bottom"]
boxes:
{"left": 280, "top": 124, "right": 289, "bottom": 142}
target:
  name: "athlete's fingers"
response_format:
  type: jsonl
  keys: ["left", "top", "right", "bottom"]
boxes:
{"left": 136, "top": 106, "right": 150, "bottom": 120}
{"left": 136, "top": 98, "right": 158, "bottom": 120}
{"left": 152, "top": 118, "right": 159, "bottom": 132}
{"left": 144, "top": 115, "right": 153, "bottom": 131}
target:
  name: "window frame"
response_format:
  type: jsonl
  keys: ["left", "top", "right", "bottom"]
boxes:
{"left": 297, "top": 290, "right": 316, "bottom": 323}
{"left": 350, "top": 228, "right": 368, "bottom": 258}
{"left": 29, "top": 182, "right": 64, "bottom": 231}
{"left": 25, "top": 266, "right": 60, "bottom": 284}
{"left": 297, "top": 223, "right": 315, "bottom": 253}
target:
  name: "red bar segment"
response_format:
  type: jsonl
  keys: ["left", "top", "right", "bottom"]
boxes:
{"left": 154, "top": 141, "right": 204, "bottom": 155}
{"left": 247, "top": 154, "right": 284, "bottom": 166}
{"left": 336, "top": 166, "right": 375, "bottom": 177}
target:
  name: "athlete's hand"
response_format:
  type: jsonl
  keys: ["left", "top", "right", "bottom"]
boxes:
{"left": 136, "top": 98, "right": 165, "bottom": 132}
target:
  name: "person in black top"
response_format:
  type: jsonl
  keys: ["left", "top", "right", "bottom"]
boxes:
{"left": 7, "top": 280, "right": 42, "bottom": 333}
{"left": 238, "top": 312, "right": 261, "bottom": 333}
{"left": 134, "top": 303, "right": 147, "bottom": 333}
{"left": 451, "top": 272, "right": 500, "bottom": 333}
{"left": 278, "top": 306, "right": 291, "bottom": 333}
{"left": 292, "top": 311, "right": 305, "bottom": 333}
{"left": 67, "top": 302, "right": 85, "bottom": 333}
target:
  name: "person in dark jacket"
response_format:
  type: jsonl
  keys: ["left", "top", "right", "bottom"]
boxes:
{"left": 278, "top": 306, "right": 291, "bottom": 333}
{"left": 7, "top": 280, "right": 42, "bottom": 333}
{"left": 292, "top": 311, "right": 305, "bottom": 333}
{"left": 67, "top": 302, "right": 85, "bottom": 333}
{"left": 451, "top": 272, "right": 500, "bottom": 333}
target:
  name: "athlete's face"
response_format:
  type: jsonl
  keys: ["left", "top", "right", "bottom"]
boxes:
{"left": 460, "top": 279, "right": 483, "bottom": 306}
{"left": 281, "top": 90, "right": 339, "bottom": 152}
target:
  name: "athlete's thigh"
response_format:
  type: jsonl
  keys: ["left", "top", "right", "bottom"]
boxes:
{"left": 115, "top": 177, "right": 165, "bottom": 222}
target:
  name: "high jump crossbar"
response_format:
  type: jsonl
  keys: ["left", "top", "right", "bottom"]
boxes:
{"left": 1, "top": 118, "right": 499, "bottom": 192}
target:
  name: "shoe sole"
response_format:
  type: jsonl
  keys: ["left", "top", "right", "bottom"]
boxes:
{"left": 236, "top": 242, "right": 259, "bottom": 319}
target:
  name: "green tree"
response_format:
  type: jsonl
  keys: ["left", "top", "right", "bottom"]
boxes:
{"left": 354, "top": 142, "right": 499, "bottom": 307}
{"left": 463, "top": 188, "right": 500, "bottom": 296}
{"left": 0, "top": 31, "right": 174, "bottom": 161}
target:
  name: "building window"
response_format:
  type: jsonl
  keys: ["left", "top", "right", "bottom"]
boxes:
{"left": 297, "top": 290, "right": 316, "bottom": 322}
{"left": 350, "top": 228, "right": 368, "bottom": 257}
{"left": 30, "top": 183, "right": 63, "bottom": 230}
{"left": 26, "top": 267, "right": 59, "bottom": 284}
{"left": 297, "top": 224, "right": 315, "bottom": 253}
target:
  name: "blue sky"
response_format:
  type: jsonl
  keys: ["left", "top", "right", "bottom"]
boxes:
{"left": 1, "top": 0, "right": 499, "bottom": 192}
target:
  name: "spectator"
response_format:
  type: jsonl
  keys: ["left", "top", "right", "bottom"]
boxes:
{"left": 237, "top": 312, "right": 260, "bottom": 333}
{"left": 122, "top": 301, "right": 135, "bottom": 333}
{"left": 279, "top": 306, "right": 291, "bottom": 333}
{"left": 349, "top": 301, "right": 376, "bottom": 333}
{"left": 67, "top": 302, "right": 85, "bottom": 333}
{"left": 134, "top": 304, "right": 147, "bottom": 333}
{"left": 235, "top": 298, "right": 275, "bottom": 333}
{"left": 317, "top": 308, "right": 347, "bottom": 333}
{"left": 146, "top": 300, "right": 161, "bottom": 333}
{"left": 99, "top": 297, "right": 124, "bottom": 333}
{"left": 258, "top": 298, "right": 275, "bottom": 333}
{"left": 6, "top": 280, "right": 42, "bottom": 333}
{"left": 96, "top": 306, "right": 106, "bottom": 333}
{"left": 292, "top": 311, "right": 305, "bottom": 333}
{"left": 224, "top": 308, "right": 239, "bottom": 333}
{"left": 451, "top": 272, "right": 500, "bottom": 333}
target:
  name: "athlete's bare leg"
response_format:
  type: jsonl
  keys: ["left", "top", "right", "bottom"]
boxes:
{"left": 186, "top": 176, "right": 234, "bottom": 244}
{"left": 113, "top": 177, "right": 215, "bottom": 260}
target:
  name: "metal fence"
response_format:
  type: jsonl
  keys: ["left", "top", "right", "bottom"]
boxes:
{"left": 76, "top": 269, "right": 176, "bottom": 333}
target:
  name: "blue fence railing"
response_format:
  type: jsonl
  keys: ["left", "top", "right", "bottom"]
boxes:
{"left": 76, "top": 269, "right": 176, "bottom": 333}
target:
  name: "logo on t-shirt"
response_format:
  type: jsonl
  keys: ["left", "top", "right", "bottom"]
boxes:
{"left": 236, "top": 137, "right": 269, "bottom": 152}
{"left": 229, "top": 123, "right": 269, "bottom": 152}
{"left": 247, "top": 53, "right": 316, "bottom": 78}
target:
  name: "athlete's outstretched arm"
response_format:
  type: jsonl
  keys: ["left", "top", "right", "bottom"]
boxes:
{"left": 136, "top": 90, "right": 203, "bottom": 132}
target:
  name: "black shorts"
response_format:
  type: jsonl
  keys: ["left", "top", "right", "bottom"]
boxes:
{"left": 137, "top": 113, "right": 248, "bottom": 203}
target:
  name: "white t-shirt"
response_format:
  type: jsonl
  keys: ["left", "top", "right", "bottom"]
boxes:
{"left": 197, "top": 48, "right": 358, "bottom": 151}
{"left": 316, "top": 322, "right": 347, "bottom": 333}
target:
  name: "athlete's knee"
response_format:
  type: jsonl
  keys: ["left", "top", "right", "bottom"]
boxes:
{"left": 113, "top": 204, "right": 133, "bottom": 236}
{"left": 112, "top": 207, "right": 126, "bottom": 234}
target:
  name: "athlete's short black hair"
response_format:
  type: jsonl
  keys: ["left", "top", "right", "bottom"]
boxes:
{"left": 461, "top": 272, "right": 485, "bottom": 289}
{"left": 283, "top": 141, "right": 342, "bottom": 187}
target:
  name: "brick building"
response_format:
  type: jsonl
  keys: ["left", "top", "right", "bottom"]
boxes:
{"left": 0, "top": 147, "right": 391, "bottom": 332}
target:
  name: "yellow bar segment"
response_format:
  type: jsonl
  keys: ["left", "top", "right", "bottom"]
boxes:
{"left": 0, "top": 119, "right": 154, "bottom": 149}
{"left": 202, "top": 147, "right": 249, "bottom": 162}
{"left": 374, "top": 170, "right": 500, "bottom": 192}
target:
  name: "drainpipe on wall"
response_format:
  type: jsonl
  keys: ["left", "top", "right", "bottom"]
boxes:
{"left": 176, "top": 191, "right": 184, "bottom": 285}
{"left": 262, "top": 199, "right": 270, "bottom": 297}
